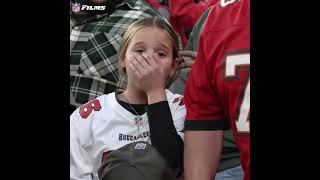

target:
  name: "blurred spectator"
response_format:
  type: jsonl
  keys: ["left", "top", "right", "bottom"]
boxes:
{"left": 145, "top": 0, "right": 214, "bottom": 48}
{"left": 145, "top": 0, "right": 170, "bottom": 19}
{"left": 70, "top": 0, "right": 159, "bottom": 106}
{"left": 145, "top": 0, "right": 161, "bottom": 10}
{"left": 169, "top": 0, "right": 216, "bottom": 47}
{"left": 169, "top": 0, "right": 218, "bottom": 94}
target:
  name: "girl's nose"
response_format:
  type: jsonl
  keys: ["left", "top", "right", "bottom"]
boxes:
{"left": 142, "top": 51, "right": 153, "bottom": 60}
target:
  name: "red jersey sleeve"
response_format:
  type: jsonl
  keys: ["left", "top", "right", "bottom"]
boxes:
{"left": 184, "top": 30, "right": 230, "bottom": 131}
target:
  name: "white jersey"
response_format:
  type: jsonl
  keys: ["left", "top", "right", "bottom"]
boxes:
{"left": 70, "top": 89, "right": 186, "bottom": 180}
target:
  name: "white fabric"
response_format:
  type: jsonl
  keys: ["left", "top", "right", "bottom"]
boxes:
{"left": 70, "top": 89, "right": 185, "bottom": 180}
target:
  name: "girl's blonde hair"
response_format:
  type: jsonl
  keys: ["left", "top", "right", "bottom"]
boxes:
{"left": 118, "top": 17, "right": 180, "bottom": 79}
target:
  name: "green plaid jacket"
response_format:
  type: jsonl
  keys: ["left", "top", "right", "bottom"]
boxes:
{"left": 70, "top": 0, "right": 159, "bottom": 106}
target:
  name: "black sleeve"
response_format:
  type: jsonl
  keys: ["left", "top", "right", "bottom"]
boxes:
{"left": 145, "top": 101, "right": 184, "bottom": 176}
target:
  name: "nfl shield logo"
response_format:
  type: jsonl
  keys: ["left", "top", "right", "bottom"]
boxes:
{"left": 135, "top": 116, "right": 142, "bottom": 128}
{"left": 72, "top": 3, "right": 81, "bottom": 13}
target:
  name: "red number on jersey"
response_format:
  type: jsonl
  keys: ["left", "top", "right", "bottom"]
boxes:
{"left": 79, "top": 99, "right": 101, "bottom": 119}
{"left": 173, "top": 97, "right": 185, "bottom": 106}
{"left": 179, "top": 97, "right": 185, "bottom": 106}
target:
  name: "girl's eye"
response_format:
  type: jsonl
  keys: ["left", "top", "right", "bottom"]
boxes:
{"left": 158, "top": 52, "right": 166, "bottom": 57}
{"left": 135, "top": 49, "right": 143, "bottom": 54}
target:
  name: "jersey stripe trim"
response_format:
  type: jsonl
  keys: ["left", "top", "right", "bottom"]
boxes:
{"left": 184, "top": 119, "right": 230, "bottom": 131}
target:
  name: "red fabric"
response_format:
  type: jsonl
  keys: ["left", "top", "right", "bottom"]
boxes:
{"left": 145, "top": 0, "right": 161, "bottom": 10}
{"left": 169, "top": 0, "right": 208, "bottom": 29}
{"left": 184, "top": 0, "right": 250, "bottom": 179}
{"left": 168, "top": 0, "right": 219, "bottom": 47}
{"left": 206, "top": 0, "right": 220, "bottom": 7}
{"left": 169, "top": 18, "right": 188, "bottom": 47}
{"left": 169, "top": 0, "right": 206, "bottom": 47}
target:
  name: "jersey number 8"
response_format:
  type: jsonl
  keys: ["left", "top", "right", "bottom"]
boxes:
{"left": 79, "top": 99, "right": 101, "bottom": 119}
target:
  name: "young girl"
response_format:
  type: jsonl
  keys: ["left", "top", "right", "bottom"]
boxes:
{"left": 70, "top": 17, "right": 185, "bottom": 180}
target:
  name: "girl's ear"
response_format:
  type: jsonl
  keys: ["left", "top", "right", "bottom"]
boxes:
{"left": 120, "top": 57, "right": 126, "bottom": 68}
{"left": 166, "top": 66, "right": 178, "bottom": 88}
{"left": 170, "top": 58, "right": 179, "bottom": 75}
{"left": 167, "top": 59, "right": 179, "bottom": 84}
{"left": 120, "top": 57, "right": 127, "bottom": 73}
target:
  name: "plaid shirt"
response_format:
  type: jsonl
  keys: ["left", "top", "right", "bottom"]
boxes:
{"left": 70, "top": 0, "right": 159, "bottom": 106}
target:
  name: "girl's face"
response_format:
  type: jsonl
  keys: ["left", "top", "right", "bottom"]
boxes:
{"left": 122, "top": 27, "right": 176, "bottom": 85}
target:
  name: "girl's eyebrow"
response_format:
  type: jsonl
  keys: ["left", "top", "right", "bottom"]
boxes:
{"left": 132, "top": 42, "right": 145, "bottom": 47}
{"left": 158, "top": 43, "right": 170, "bottom": 51}
{"left": 132, "top": 41, "right": 170, "bottom": 51}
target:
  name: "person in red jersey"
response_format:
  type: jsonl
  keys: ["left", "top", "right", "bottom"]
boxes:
{"left": 168, "top": 0, "right": 209, "bottom": 47}
{"left": 183, "top": 0, "right": 250, "bottom": 180}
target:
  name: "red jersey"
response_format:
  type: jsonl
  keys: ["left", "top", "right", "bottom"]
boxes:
{"left": 184, "top": 0, "right": 250, "bottom": 179}
{"left": 169, "top": 0, "right": 207, "bottom": 47}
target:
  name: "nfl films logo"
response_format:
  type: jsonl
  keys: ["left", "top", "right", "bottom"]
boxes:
{"left": 72, "top": 2, "right": 81, "bottom": 13}
{"left": 72, "top": 2, "right": 106, "bottom": 12}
